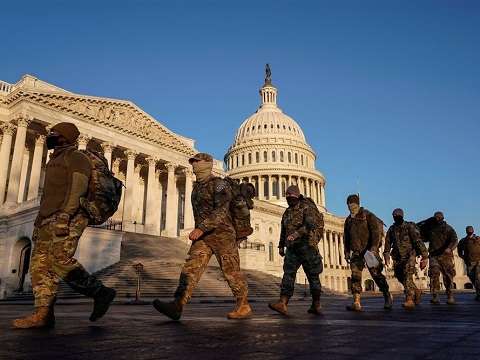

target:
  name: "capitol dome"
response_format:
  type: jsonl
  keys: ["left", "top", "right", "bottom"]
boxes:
{"left": 225, "top": 66, "right": 326, "bottom": 209}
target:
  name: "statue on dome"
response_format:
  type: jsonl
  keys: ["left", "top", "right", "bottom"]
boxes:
{"left": 265, "top": 63, "right": 272, "bottom": 85}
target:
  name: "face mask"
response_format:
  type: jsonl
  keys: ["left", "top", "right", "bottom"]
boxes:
{"left": 348, "top": 203, "right": 360, "bottom": 216}
{"left": 286, "top": 197, "right": 299, "bottom": 207}
{"left": 393, "top": 216, "right": 404, "bottom": 225}
{"left": 467, "top": 230, "right": 474, "bottom": 236}
{"left": 46, "top": 134, "right": 60, "bottom": 150}
{"left": 192, "top": 160, "right": 213, "bottom": 182}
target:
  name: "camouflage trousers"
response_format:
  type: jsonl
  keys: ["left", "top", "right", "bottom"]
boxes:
{"left": 466, "top": 261, "right": 480, "bottom": 296}
{"left": 428, "top": 254, "right": 456, "bottom": 295}
{"left": 280, "top": 244, "right": 323, "bottom": 298}
{"left": 393, "top": 255, "right": 418, "bottom": 297}
{"left": 350, "top": 253, "right": 389, "bottom": 295}
{"left": 31, "top": 213, "right": 95, "bottom": 308}
{"left": 174, "top": 238, "right": 248, "bottom": 303}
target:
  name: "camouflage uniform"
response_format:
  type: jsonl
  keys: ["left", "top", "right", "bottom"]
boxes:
{"left": 344, "top": 207, "right": 389, "bottom": 295}
{"left": 458, "top": 234, "right": 480, "bottom": 297}
{"left": 278, "top": 196, "right": 324, "bottom": 298}
{"left": 31, "top": 145, "right": 104, "bottom": 308}
{"left": 420, "top": 220, "right": 458, "bottom": 296}
{"left": 174, "top": 175, "right": 248, "bottom": 303}
{"left": 384, "top": 222, "right": 428, "bottom": 297}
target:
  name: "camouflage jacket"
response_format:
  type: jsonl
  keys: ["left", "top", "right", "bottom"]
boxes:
{"left": 192, "top": 175, "right": 235, "bottom": 237}
{"left": 279, "top": 196, "right": 324, "bottom": 248}
{"left": 344, "top": 207, "right": 382, "bottom": 254}
{"left": 458, "top": 235, "right": 480, "bottom": 264}
{"left": 384, "top": 221, "right": 428, "bottom": 261}
{"left": 419, "top": 220, "right": 458, "bottom": 257}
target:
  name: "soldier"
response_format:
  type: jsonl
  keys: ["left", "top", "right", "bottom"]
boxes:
{"left": 268, "top": 185, "right": 324, "bottom": 316}
{"left": 12, "top": 122, "right": 116, "bottom": 329}
{"left": 153, "top": 153, "right": 252, "bottom": 320}
{"left": 457, "top": 226, "right": 480, "bottom": 301}
{"left": 343, "top": 194, "right": 392, "bottom": 311}
{"left": 418, "top": 211, "right": 458, "bottom": 305}
{"left": 384, "top": 208, "right": 428, "bottom": 310}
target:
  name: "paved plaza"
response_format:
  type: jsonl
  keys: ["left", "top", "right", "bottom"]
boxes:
{"left": 1, "top": 292, "right": 479, "bottom": 360}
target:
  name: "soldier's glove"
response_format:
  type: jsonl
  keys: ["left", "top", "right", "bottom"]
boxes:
{"left": 55, "top": 212, "right": 71, "bottom": 236}
{"left": 384, "top": 253, "right": 391, "bottom": 266}
{"left": 420, "top": 257, "right": 428, "bottom": 270}
{"left": 279, "top": 247, "right": 285, "bottom": 257}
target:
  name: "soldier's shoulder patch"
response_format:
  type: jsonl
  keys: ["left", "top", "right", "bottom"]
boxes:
{"left": 215, "top": 180, "right": 227, "bottom": 193}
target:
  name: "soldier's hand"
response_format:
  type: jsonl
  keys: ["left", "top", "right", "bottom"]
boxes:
{"left": 286, "top": 232, "right": 298, "bottom": 242}
{"left": 420, "top": 257, "right": 428, "bottom": 270}
{"left": 55, "top": 213, "right": 70, "bottom": 236}
{"left": 189, "top": 228, "right": 204, "bottom": 241}
{"left": 279, "top": 247, "right": 285, "bottom": 257}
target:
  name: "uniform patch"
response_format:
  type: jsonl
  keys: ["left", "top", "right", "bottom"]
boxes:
{"left": 215, "top": 182, "right": 226, "bottom": 193}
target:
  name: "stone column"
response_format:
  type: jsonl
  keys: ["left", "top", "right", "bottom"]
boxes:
{"left": 323, "top": 230, "right": 329, "bottom": 266}
{"left": 144, "top": 157, "right": 160, "bottom": 235}
{"left": 339, "top": 234, "right": 345, "bottom": 267}
{"left": 258, "top": 176, "right": 264, "bottom": 200}
{"left": 0, "top": 124, "right": 15, "bottom": 204}
{"left": 77, "top": 134, "right": 90, "bottom": 150}
{"left": 164, "top": 163, "right": 178, "bottom": 237}
{"left": 183, "top": 168, "right": 194, "bottom": 230}
{"left": 101, "top": 142, "right": 113, "bottom": 170}
{"left": 333, "top": 233, "right": 339, "bottom": 267}
{"left": 17, "top": 146, "right": 31, "bottom": 203}
{"left": 321, "top": 184, "right": 326, "bottom": 208}
{"left": 27, "top": 135, "right": 46, "bottom": 201}
{"left": 6, "top": 118, "right": 30, "bottom": 203}
{"left": 327, "top": 232, "right": 333, "bottom": 267}
{"left": 123, "top": 150, "right": 137, "bottom": 229}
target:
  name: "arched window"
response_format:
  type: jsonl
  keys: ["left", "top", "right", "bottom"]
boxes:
{"left": 280, "top": 151, "right": 284, "bottom": 162}
{"left": 301, "top": 154, "right": 304, "bottom": 166}
{"left": 256, "top": 152, "right": 260, "bottom": 163}
{"left": 288, "top": 152, "right": 292, "bottom": 163}
{"left": 295, "top": 153, "right": 298, "bottom": 164}
{"left": 269, "top": 242, "right": 274, "bottom": 262}
{"left": 272, "top": 151, "right": 276, "bottom": 162}
{"left": 263, "top": 151, "right": 268, "bottom": 162}
{"left": 236, "top": 155, "right": 239, "bottom": 167}
{"left": 242, "top": 154, "right": 245, "bottom": 166}
{"left": 248, "top": 153, "right": 252, "bottom": 164}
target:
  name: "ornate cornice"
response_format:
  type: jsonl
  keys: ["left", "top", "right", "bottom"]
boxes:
{"left": 2, "top": 88, "right": 195, "bottom": 156}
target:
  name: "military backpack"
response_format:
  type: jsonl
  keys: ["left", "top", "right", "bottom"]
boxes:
{"left": 223, "top": 177, "right": 255, "bottom": 241}
{"left": 79, "top": 150, "right": 124, "bottom": 225}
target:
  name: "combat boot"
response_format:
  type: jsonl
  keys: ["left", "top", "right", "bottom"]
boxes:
{"left": 430, "top": 293, "right": 440, "bottom": 304}
{"left": 346, "top": 294, "right": 362, "bottom": 312}
{"left": 153, "top": 298, "right": 184, "bottom": 321}
{"left": 268, "top": 295, "right": 289, "bottom": 316}
{"left": 446, "top": 292, "right": 456, "bottom": 305}
{"left": 227, "top": 297, "right": 253, "bottom": 319}
{"left": 383, "top": 292, "right": 393, "bottom": 310}
{"left": 307, "top": 290, "right": 322, "bottom": 315}
{"left": 90, "top": 286, "right": 116, "bottom": 321}
{"left": 402, "top": 295, "right": 415, "bottom": 310}
{"left": 414, "top": 289, "right": 422, "bottom": 305}
{"left": 12, "top": 306, "right": 55, "bottom": 329}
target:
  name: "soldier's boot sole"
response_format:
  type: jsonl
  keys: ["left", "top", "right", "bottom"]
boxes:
{"left": 345, "top": 304, "right": 362, "bottom": 312}
{"left": 268, "top": 302, "right": 288, "bottom": 316}
{"left": 90, "top": 287, "right": 116, "bottom": 322}
{"left": 430, "top": 295, "right": 440, "bottom": 305}
{"left": 153, "top": 299, "right": 183, "bottom": 321}
{"left": 307, "top": 305, "right": 322, "bottom": 315}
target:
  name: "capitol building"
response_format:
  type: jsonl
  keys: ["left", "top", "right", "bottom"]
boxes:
{"left": 0, "top": 70, "right": 469, "bottom": 300}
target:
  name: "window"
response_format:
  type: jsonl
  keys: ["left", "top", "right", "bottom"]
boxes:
{"left": 281, "top": 181, "right": 286, "bottom": 197}
{"left": 256, "top": 152, "right": 260, "bottom": 163}
{"left": 264, "top": 178, "right": 269, "bottom": 199}
{"left": 248, "top": 153, "right": 252, "bottom": 164}
{"left": 295, "top": 153, "right": 298, "bottom": 164}
{"left": 242, "top": 154, "right": 245, "bottom": 166}
{"left": 280, "top": 151, "right": 284, "bottom": 162}
{"left": 264, "top": 124, "right": 267, "bottom": 129}
{"left": 272, "top": 151, "right": 276, "bottom": 162}
{"left": 236, "top": 155, "right": 239, "bottom": 167}
{"left": 269, "top": 242, "right": 274, "bottom": 262}
{"left": 288, "top": 152, "right": 292, "bottom": 163}
{"left": 301, "top": 154, "right": 304, "bottom": 165}
{"left": 263, "top": 151, "right": 268, "bottom": 162}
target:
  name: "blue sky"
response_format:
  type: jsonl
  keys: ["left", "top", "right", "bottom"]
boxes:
{"left": 2, "top": 0, "right": 479, "bottom": 234}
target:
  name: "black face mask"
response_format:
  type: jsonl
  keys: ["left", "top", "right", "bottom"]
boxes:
{"left": 393, "top": 216, "right": 404, "bottom": 225}
{"left": 467, "top": 231, "right": 474, "bottom": 236}
{"left": 46, "top": 134, "right": 60, "bottom": 150}
{"left": 287, "top": 197, "right": 299, "bottom": 208}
